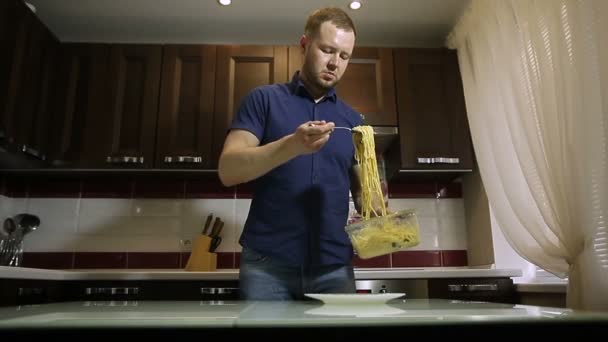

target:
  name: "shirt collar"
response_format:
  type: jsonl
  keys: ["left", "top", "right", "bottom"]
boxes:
{"left": 289, "top": 71, "right": 337, "bottom": 103}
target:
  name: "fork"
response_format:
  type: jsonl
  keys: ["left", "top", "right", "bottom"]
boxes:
{"left": 333, "top": 126, "right": 352, "bottom": 131}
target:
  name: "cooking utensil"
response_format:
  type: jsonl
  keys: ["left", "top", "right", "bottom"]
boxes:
{"left": 333, "top": 126, "right": 352, "bottom": 131}
{"left": 2, "top": 218, "right": 16, "bottom": 238}
{"left": 15, "top": 213, "right": 40, "bottom": 235}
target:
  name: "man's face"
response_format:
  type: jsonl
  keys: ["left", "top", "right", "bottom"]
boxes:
{"left": 301, "top": 21, "right": 355, "bottom": 94}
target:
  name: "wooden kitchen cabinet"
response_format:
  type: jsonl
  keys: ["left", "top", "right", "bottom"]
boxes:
{"left": 46, "top": 44, "right": 110, "bottom": 167}
{"left": 13, "top": 18, "right": 59, "bottom": 164}
{"left": 0, "top": 0, "right": 31, "bottom": 150}
{"left": 288, "top": 46, "right": 397, "bottom": 126}
{"left": 393, "top": 48, "right": 473, "bottom": 171}
{"left": 1, "top": 0, "right": 59, "bottom": 167}
{"left": 212, "top": 45, "right": 289, "bottom": 167}
{"left": 156, "top": 45, "right": 217, "bottom": 169}
{"left": 83, "top": 44, "right": 162, "bottom": 168}
{"left": 336, "top": 47, "right": 397, "bottom": 126}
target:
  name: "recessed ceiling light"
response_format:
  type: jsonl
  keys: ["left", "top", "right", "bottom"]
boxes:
{"left": 349, "top": 1, "right": 362, "bottom": 10}
{"left": 218, "top": 0, "right": 231, "bottom": 6}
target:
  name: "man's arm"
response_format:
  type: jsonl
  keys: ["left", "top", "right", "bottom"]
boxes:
{"left": 218, "top": 121, "right": 335, "bottom": 187}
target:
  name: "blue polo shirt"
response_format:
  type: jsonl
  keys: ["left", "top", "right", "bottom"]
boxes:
{"left": 230, "top": 71, "right": 363, "bottom": 266}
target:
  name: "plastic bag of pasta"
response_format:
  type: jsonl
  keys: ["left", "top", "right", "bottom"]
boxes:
{"left": 345, "top": 209, "right": 421, "bottom": 259}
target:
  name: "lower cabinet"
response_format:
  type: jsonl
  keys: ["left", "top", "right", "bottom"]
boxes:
{"left": 1, "top": 277, "right": 515, "bottom": 306}
{"left": 0, "top": 279, "right": 240, "bottom": 306}
{"left": 0, "top": 279, "right": 64, "bottom": 306}
{"left": 355, "top": 277, "right": 516, "bottom": 304}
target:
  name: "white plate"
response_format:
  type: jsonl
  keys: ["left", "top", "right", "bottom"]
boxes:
{"left": 304, "top": 293, "right": 405, "bottom": 305}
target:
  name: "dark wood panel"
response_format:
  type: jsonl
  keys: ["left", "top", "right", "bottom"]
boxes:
{"left": 443, "top": 49, "right": 473, "bottom": 169}
{"left": 0, "top": 0, "right": 31, "bottom": 147}
{"left": 91, "top": 44, "right": 162, "bottom": 168}
{"left": 49, "top": 44, "right": 110, "bottom": 167}
{"left": 13, "top": 19, "right": 59, "bottom": 162}
{"left": 156, "top": 45, "right": 216, "bottom": 169}
{"left": 212, "top": 45, "right": 288, "bottom": 168}
{"left": 336, "top": 47, "right": 397, "bottom": 126}
{"left": 394, "top": 48, "right": 473, "bottom": 170}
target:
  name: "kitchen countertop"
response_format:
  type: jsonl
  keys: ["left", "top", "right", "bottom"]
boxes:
{"left": 0, "top": 266, "right": 522, "bottom": 281}
{"left": 0, "top": 298, "right": 606, "bottom": 334}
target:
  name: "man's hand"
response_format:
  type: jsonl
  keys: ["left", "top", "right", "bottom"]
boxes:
{"left": 288, "top": 120, "right": 335, "bottom": 155}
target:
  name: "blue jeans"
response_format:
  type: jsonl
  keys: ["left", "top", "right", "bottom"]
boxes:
{"left": 238, "top": 247, "right": 356, "bottom": 300}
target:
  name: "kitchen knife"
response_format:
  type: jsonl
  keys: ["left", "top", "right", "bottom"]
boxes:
{"left": 210, "top": 217, "right": 222, "bottom": 237}
{"left": 202, "top": 214, "right": 213, "bottom": 235}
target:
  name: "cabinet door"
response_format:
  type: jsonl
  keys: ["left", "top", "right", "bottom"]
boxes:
{"left": 394, "top": 48, "right": 473, "bottom": 170}
{"left": 12, "top": 17, "right": 59, "bottom": 163}
{"left": 336, "top": 47, "right": 397, "bottom": 126}
{"left": 0, "top": 0, "right": 31, "bottom": 149}
{"left": 86, "top": 45, "right": 162, "bottom": 168}
{"left": 212, "top": 45, "right": 288, "bottom": 168}
{"left": 47, "top": 44, "right": 109, "bottom": 167}
{"left": 288, "top": 46, "right": 397, "bottom": 126}
{"left": 156, "top": 45, "right": 216, "bottom": 169}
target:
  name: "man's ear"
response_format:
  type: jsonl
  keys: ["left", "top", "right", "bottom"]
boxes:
{"left": 299, "top": 35, "right": 308, "bottom": 51}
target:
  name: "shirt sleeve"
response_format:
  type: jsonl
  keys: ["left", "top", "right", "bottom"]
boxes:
{"left": 229, "top": 87, "right": 267, "bottom": 141}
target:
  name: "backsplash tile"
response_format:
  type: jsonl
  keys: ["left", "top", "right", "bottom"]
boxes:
{"left": 133, "top": 179, "right": 185, "bottom": 198}
{"left": 82, "top": 179, "right": 133, "bottom": 198}
{"left": 22, "top": 252, "right": 74, "bottom": 269}
{"left": 8, "top": 177, "right": 468, "bottom": 269}
{"left": 441, "top": 250, "right": 468, "bottom": 266}
{"left": 353, "top": 254, "right": 391, "bottom": 268}
{"left": 186, "top": 178, "right": 235, "bottom": 199}
{"left": 127, "top": 252, "right": 180, "bottom": 269}
{"left": 73, "top": 252, "right": 127, "bottom": 269}
{"left": 28, "top": 179, "right": 81, "bottom": 198}
{"left": 392, "top": 250, "right": 442, "bottom": 267}
{"left": 4, "top": 178, "right": 27, "bottom": 197}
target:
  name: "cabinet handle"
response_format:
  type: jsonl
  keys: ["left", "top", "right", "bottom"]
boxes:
{"left": 200, "top": 287, "right": 238, "bottom": 295}
{"left": 85, "top": 287, "right": 140, "bottom": 295}
{"left": 22, "top": 145, "right": 46, "bottom": 161}
{"left": 447, "top": 284, "right": 498, "bottom": 292}
{"left": 417, "top": 157, "right": 460, "bottom": 164}
{"left": 164, "top": 156, "right": 203, "bottom": 164}
{"left": 106, "top": 156, "right": 144, "bottom": 164}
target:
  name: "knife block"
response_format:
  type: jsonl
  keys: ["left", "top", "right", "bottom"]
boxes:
{"left": 184, "top": 235, "right": 217, "bottom": 272}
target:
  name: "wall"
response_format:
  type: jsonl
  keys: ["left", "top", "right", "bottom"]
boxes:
{"left": 0, "top": 175, "right": 468, "bottom": 269}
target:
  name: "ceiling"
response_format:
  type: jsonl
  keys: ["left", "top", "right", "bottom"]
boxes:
{"left": 25, "top": 0, "right": 470, "bottom": 47}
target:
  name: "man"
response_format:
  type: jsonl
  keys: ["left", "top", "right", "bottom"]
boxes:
{"left": 218, "top": 7, "right": 364, "bottom": 300}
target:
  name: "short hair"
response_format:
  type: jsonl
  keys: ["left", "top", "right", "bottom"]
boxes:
{"left": 304, "top": 7, "right": 357, "bottom": 38}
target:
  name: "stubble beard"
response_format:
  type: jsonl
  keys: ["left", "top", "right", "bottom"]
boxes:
{"left": 302, "top": 64, "right": 339, "bottom": 97}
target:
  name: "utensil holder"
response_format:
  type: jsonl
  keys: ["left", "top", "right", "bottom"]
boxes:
{"left": 184, "top": 235, "right": 217, "bottom": 271}
{"left": 0, "top": 237, "right": 24, "bottom": 267}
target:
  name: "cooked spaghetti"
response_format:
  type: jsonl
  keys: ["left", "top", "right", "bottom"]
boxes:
{"left": 352, "top": 125, "right": 387, "bottom": 220}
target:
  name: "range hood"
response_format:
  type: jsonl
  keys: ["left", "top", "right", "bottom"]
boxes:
{"left": 368, "top": 126, "right": 399, "bottom": 154}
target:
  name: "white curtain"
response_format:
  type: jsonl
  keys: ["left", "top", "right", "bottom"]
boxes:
{"left": 447, "top": 0, "right": 608, "bottom": 311}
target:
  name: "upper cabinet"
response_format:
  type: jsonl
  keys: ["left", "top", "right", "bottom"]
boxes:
{"left": 1, "top": 6, "right": 475, "bottom": 178}
{"left": 1, "top": 0, "right": 31, "bottom": 148}
{"left": 1, "top": 0, "right": 59, "bottom": 166}
{"left": 288, "top": 46, "right": 397, "bottom": 126}
{"left": 92, "top": 44, "right": 162, "bottom": 168}
{"left": 393, "top": 48, "right": 473, "bottom": 171}
{"left": 336, "top": 47, "right": 397, "bottom": 126}
{"left": 213, "top": 45, "right": 289, "bottom": 168}
{"left": 156, "top": 45, "right": 217, "bottom": 169}
{"left": 47, "top": 43, "right": 109, "bottom": 167}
